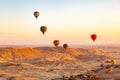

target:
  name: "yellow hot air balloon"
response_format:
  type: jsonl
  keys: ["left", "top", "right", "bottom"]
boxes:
{"left": 53, "top": 40, "right": 60, "bottom": 47}
{"left": 34, "top": 11, "right": 40, "bottom": 19}
{"left": 40, "top": 26, "right": 47, "bottom": 35}
{"left": 111, "top": 60, "right": 116, "bottom": 66}
{"left": 63, "top": 43, "right": 68, "bottom": 50}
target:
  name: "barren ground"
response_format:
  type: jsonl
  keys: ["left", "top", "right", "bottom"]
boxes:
{"left": 0, "top": 46, "right": 119, "bottom": 80}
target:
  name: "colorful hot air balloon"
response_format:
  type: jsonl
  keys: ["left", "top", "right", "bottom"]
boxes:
{"left": 40, "top": 26, "right": 47, "bottom": 35}
{"left": 34, "top": 11, "right": 40, "bottom": 19}
{"left": 63, "top": 43, "right": 68, "bottom": 50}
{"left": 53, "top": 40, "right": 60, "bottom": 47}
{"left": 91, "top": 34, "right": 97, "bottom": 42}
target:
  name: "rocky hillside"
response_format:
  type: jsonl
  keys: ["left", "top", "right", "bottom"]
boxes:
{"left": 0, "top": 47, "right": 112, "bottom": 63}
{"left": 0, "top": 47, "right": 118, "bottom": 80}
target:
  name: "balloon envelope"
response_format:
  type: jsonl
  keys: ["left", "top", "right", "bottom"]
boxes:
{"left": 111, "top": 60, "right": 116, "bottom": 65}
{"left": 40, "top": 26, "right": 47, "bottom": 35}
{"left": 34, "top": 11, "right": 40, "bottom": 19}
{"left": 91, "top": 34, "right": 97, "bottom": 42}
{"left": 63, "top": 43, "right": 68, "bottom": 50}
{"left": 53, "top": 40, "right": 60, "bottom": 47}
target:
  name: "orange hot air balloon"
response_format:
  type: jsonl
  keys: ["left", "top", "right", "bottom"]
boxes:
{"left": 53, "top": 40, "right": 60, "bottom": 47}
{"left": 91, "top": 34, "right": 97, "bottom": 42}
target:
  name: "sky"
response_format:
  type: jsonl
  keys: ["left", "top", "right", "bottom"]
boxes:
{"left": 0, "top": 0, "right": 120, "bottom": 46}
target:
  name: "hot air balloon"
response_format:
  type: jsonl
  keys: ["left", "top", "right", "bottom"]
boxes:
{"left": 34, "top": 11, "right": 40, "bottom": 19}
{"left": 63, "top": 43, "right": 68, "bottom": 50}
{"left": 53, "top": 40, "right": 60, "bottom": 47}
{"left": 111, "top": 60, "right": 116, "bottom": 66}
{"left": 40, "top": 26, "right": 47, "bottom": 35}
{"left": 91, "top": 34, "right": 97, "bottom": 42}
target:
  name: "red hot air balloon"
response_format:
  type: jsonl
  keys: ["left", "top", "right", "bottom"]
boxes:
{"left": 91, "top": 34, "right": 97, "bottom": 42}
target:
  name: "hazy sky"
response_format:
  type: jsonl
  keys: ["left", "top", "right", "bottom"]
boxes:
{"left": 0, "top": 0, "right": 120, "bottom": 46}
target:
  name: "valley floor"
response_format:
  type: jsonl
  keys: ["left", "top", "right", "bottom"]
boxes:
{"left": 0, "top": 46, "right": 119, "bottom": 80}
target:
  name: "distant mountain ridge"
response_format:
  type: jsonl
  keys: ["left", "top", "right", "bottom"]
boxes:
{"left": 0, "top": 47, "right": 112, "bottom": 62}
